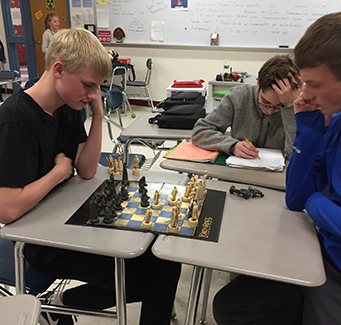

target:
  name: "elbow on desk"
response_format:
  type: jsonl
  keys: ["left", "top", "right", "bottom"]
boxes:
{"left": 0, "top": 209, "right": 23, "bottom": 225}
{"left": 285, "top": 194, "right": 305, "bottom": 212}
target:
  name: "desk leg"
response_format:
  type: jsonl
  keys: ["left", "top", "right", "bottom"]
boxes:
{"left": 115, "top": 257, "right": 127, "bottom": 325}
{"left": 123, "top": 138, "right": 134, "bottom": 166}
{"left": 199, "top": 268, "right": 213, "bottom": 324}
{"left": 184, "top": 265, "right": 204, "bottom": 325}
{"left": 14, "top": 242, "right": 26, "bottom": 295}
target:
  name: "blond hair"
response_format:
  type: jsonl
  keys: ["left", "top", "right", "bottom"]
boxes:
{"left": 44, "top": 13, "right": 59, "bottom": 30}
{"left": 45, "top": 28, "right": 112, "bottom": 80}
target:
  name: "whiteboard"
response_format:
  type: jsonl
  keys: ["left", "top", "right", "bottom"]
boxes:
{"left": 97, "top": 0, "right": 341, "bottom": 49}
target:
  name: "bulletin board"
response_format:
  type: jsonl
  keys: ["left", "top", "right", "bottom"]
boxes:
{"left": 94, "top": 0, "right": 341, "bottom": 49}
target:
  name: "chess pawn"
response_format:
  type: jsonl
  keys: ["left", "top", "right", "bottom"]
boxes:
{"left": 107, "top": 155, "right": 114, "bottom": 174}
{"left": 176, "top": 198, "right": 184, "bottom": 219}
{"left": 113, "top": 159, "right": 120, "bottom": 176}
{"left": 182, "top": 183, "right": 192, "bottom": 202}
{"left": 168, "top": 206, "right": 180, "bottom": 233}
{"left": 168, "top": 186, "right": 178, "bottom": 205}
{"left": 118, "top": 153, "right": 123, "bottom": 174}
{"left": 141, "top": 208, "right": 153, "bottom": 229}
{"left": 151, "top": 190, "right": 161, "bottom": 209}
{"left": 132, "top": 155, "right": 140, "bottom": 175}
{"left": 203, "top": 170, "right": 208, "bottom": 195}
{"left": 188, "top": 202, "right": 199, "bottom": 227}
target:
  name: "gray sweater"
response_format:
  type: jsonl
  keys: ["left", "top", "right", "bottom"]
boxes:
{"left": 192, "top": 85, "right": 296, "bottom": 159}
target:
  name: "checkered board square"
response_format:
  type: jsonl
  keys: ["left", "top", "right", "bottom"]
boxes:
{"left": 87, "top": 181, "right": 203, "bottom": 237}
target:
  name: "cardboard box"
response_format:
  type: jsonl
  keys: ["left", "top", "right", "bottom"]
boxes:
{"left": 167, "top": 83, "right": 206, "bottom": 97}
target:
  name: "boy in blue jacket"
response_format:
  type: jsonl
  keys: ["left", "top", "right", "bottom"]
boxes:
{"left": 213, "top": 12, "right": 341, "bottom": 325}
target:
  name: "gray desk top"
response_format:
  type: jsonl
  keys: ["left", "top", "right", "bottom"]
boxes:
{"left": 160, "top": 159, "right": 286, "bottom": 191}
{"left": 0, "top": 77, "right": 25, "bottom": 87}
{"left": 0, "top": 168, "right": 187, "bottom": 259}
{"left": 153, "top": 179, "right": 325, "bottom": 287}
{"left": 120, "top": 113, "right": 193, "bottom": 139}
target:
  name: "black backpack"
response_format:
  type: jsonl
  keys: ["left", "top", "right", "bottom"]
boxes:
{"left": 156, "top": 91, "right": 205, "bottom": 110}
{"left": 149, "top": 103, "right": 206, "bottom": 129}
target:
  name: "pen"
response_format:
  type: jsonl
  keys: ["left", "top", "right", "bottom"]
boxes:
{"left": 244, "top": 136, "right": 261, "bottom": 159}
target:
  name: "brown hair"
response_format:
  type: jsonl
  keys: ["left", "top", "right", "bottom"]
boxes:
{"left": 294, "top": 12, "right": 341, "bottom": 81}
{"left": 258, "top": 54, "right": 301, "bottom": 92}
{"left": 45, "top": 28, "right": 112, "bottom": 80}
{"left": 44, "top": 13, "right": 59, "bottom": 30}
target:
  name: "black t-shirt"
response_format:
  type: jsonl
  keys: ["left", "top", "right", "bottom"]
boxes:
{"left": 0, "top": 89, "right": 87, "bottom": 188}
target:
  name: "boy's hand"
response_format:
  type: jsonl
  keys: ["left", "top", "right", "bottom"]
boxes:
{"left": 230, "top": 141, "right": 259, "bottom": 159}
{"left": 54, "top": 153, "right": 73, "bottom": 182}
{"left": 272, "top": 73, "right": 303, "bottom": 107}
{"left": 89, "top": 87, "right": 104, "bottom": 118}
{"left": 293, "top": 96, "right": 320, "bottom": 114}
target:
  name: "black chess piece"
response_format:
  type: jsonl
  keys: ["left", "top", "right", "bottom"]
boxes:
{"left": 122, "top": 163, "right": 129, "bottom": 186}
{"left": 229, "top": 185, "right": 251, "bottom": 199}
{"left": 103, "top": 206, "right": 114, "bottom": 224}
{"left": 120, "top": 185, "right": 129, "bottom": 201}
{"left": 89, "top": 198, "right": 99, "bottom": 224}
{"left": 248, "top": 186, "right": 265, "bottom": 198}
{"left": 141, "top": 189, "right": 150, "bottom": 207}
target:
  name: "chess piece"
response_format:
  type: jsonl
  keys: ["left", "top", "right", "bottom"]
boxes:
{"left": 168, "top": 186, "right": 178, "bottom": 205}
{"left": 120, "top": 184, "right": 129, "bottom": 201}
{"left": 141, "top": 188, "right": 150, "bottom": 207}
{"left": 122, "top": 163, "right": 129, "bottom": 186}
{"left": 168, "top": 206, "right": 180, "bottom": 233}
{"left": 132, "top": 155, "right": 140, "bottom": 175}
{"left": 118, "top": 153, "right": 123, "bottom": 174}
{"left": 188, "top": 202, "right": 199, "bottom": 227}
{"left": 196, "top": 180, "right": 205, "bottom": 203}
{"left": 89, "top": 198, "right": 99, "bottom": 224}
{"left": 151, "top": 190, "right": 161, "bottom": 209}
{"left": 176, "top": 198, "right": 184, "bottom": 219}
{"left": 141, "top": 208, "right": 153, "bottom": 229}
{"left": 202, "top": 170, "right": 208, "bottom": 195}
{"left": 138, "top": 176, "right": 147, "bottom": 192}
{"left": 107, "top": 155, "right": 114, "bottom": 174}
{"left": 182, "top": 183, "right": 192, "bottom": 202}
{"left": 113, "top": 159, "right": 120, "bottom": 176}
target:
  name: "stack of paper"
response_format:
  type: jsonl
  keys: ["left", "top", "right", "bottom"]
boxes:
{"left": 225, "top": 148, "right": 285, "bottom": 171}
{"left": 164, "top": 142, "right": 220, "bottom": 163}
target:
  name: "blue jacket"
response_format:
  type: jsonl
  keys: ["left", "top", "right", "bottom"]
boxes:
{"left": 286, "top": 110, "right": 341, "bottom": 272}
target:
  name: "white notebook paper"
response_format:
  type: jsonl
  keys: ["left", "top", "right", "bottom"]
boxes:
{"left": 225, "top": 148, "right": 285, "bottom": 172}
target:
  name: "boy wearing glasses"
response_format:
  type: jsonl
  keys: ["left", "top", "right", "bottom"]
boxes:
{"left": 192, "top": 55, "right": 302, "bottom": 159}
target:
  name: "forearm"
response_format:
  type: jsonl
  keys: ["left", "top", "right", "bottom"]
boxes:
{"left": 75, "top": 113, "right": 103, "bottom": 179}
{"left": 285, "top": 110, "right": 326, "bottom": 210}
{"left": 0, "top": 167, "right": 68, "bottom": 224}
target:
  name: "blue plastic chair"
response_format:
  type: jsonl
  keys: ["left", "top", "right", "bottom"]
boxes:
{"left": 0, "top": 238, "right": 56, "bottom": 296}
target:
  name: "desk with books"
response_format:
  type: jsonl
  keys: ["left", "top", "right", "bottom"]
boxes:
{"left": 152, "top": 179, "right": 325, "bottom": 325}
{"left": 160, "top": 159, "right": 287, "bottom": 191}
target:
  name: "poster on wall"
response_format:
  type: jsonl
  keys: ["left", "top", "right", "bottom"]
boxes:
{"left": 171, "top": 0, "right": 188, "bottom": 10}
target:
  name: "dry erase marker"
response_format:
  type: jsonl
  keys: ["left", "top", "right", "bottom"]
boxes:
{"left": 244, "top": 137, "right": 261, "bottom": 159}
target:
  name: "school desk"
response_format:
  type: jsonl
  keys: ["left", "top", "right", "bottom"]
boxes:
{"left": 152, "top": 179, "right": 325, "bottom": 325}
{"left": 160, "top": 159, "right": 287, "bottom": 191}
{"left": 0, "top": 168, "right": 187, "bottom": 325}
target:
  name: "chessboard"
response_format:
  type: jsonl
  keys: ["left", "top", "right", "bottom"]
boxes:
{"left": 66, "top": 176, "right": 226, "bottom": 242}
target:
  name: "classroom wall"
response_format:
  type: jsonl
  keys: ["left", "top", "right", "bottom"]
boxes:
{"left": 0, "top": 4, "right": 9, "bottom": 70}
{"left": 108, "top": 45, "right": 290, "bottom": 101}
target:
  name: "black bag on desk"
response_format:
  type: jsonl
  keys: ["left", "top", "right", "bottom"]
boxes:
{"left": 156, "top": 91, "right": 205, "bottom": 110}
{"left": 149, "top": 104, "right": 206, "bottom": 129}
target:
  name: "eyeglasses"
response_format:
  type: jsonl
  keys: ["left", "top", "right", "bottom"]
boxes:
{"left": 257, "top": 101, "right": 283, "bottom": 111}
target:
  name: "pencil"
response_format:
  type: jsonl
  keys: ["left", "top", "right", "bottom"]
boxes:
{"left": 244, "top": 136, "right": 261, "bottom": 159}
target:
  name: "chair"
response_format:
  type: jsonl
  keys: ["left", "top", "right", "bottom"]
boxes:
{"left": 101, "top": 62, "right": 135, "bottom": 118}
{"left": 126, "top": 58, "right": 155, "bottom": 112}
{"left": 102, "top": 89, "right": 163, "bottom": 170}
{"left": 24, "top": 77, "right": 40, "bottom": 89}
{"left": 0, "top": 237, "right": 64, "bottom": 298}
{"left": 0, "top": 295, "right": 41, "bottom": 325}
